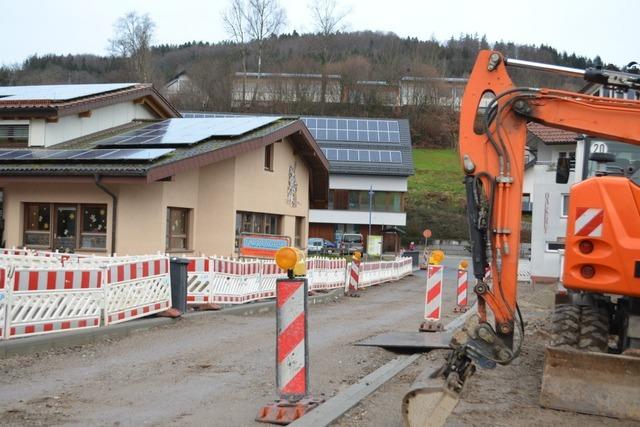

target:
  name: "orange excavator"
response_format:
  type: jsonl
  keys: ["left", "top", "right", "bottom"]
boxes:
{"left": 404, "top": 50, "right": 640, "bottom": 425}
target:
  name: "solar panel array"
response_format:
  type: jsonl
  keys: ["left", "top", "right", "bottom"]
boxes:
{"left": 302, "top": 118, "right": 401, "bottom": 143}
{"left": 0, "top": 148, "right": 175, "bottom": 162}
{"left": 321, "top": 148, "right": 402, "bottom": 163}
{"left": 97, "top": 117, "right": 281, "bottom": 148}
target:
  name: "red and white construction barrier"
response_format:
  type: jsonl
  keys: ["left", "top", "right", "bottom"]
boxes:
{"left": 347, "top": 259, "right": 360, "bottom": 294}
{"left": 454, "top": 268, "right": 469, "bottom": 312}
{"left": 103, "top": 257, "right": 171, "bottom": 325}
{"left": 5, "top": 267, "right": 103, "bottom": 339}
{"left": 0, "top": 268, "right": 6, "bottom": 339}
{"left": 420, "top": 264, "right": 444, "bottom": 331}
{"left": 210, "top": 257, "right": 271, "bottom": 304}
{"left": 186, "top": 257, "right": 213, "bottom": 305}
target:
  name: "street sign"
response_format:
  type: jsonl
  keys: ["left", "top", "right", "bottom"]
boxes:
{"left": 422, "top": 229, "right": 432, "bottom": 239}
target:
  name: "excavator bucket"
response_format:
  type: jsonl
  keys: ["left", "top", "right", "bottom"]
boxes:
{"left": 402, "top": 367, "right": 461, "bottom": 427}
{"left": 540, "top": 346, "right": 640, "bottom": 421}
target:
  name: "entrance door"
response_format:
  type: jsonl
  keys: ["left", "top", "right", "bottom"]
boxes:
{"left": 54, "top": 205, "right": 77, "bottom": 252}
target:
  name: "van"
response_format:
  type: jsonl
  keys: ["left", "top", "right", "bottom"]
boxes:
{"left": 340, "top": 233, "right": 364, "bottom": 255}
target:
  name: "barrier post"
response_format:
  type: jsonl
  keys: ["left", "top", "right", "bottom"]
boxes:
{"left": 346, "top": 252, "right": 361, "bottom": 297}
{"left": 256, "top": 248, "right": 323, "bottom": 424}
{"left": 453, "top": 260, "right": 470, "bottom": 313}
{"left": 419, "top": 250, "right": 445, "bottom": 332}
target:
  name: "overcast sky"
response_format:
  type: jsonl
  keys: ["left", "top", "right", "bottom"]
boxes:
{"left": 1, "top": 0, "right": 637, "bottom": 67}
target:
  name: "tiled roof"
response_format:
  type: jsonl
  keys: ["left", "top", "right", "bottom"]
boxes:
{"left": 527, "top": 122, "right": 579, "bottom": 145}
{"left": 0, "top": 83, "right": 180, "bottom": 119}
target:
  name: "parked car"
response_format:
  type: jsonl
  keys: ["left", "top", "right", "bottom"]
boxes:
{"left": 339, "top": 233, "right": 364, "bottom": 255}
{"left": 308, "top": 238, "right": 337, "bottom": 255}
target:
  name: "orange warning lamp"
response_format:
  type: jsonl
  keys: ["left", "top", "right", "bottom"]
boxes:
{"left": 458, "top": 260, "right": 469, "bottom": 270}
{"left": 353, "top": 251, "right": 362, "bottom": 261}
{"left": 275, "top": 246, "right": 306, "bottom": 278}
{"left": 429, "top": 250, "right": 445, "bottom": 265}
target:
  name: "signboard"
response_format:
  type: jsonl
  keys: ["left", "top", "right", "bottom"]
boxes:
{"left": 239, "top": 234, "right": 291, "bottom": 259}
{"left": 367, "top": 235, "right": 382, "bottom": 256}
{"left": 422, "top": 229, "right": 432, "bottom": 239}
{"left": 590, "top": 141, "right": 608, "bottom": 153}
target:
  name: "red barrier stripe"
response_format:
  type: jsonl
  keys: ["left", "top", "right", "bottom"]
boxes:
{"left": 427, "top": 281, "right": 441, "bottom": 302}
{"left": 576, "top": 210, "right": 604, "bottom": 236}
{"left": 280, "top": 367, "right": 306, "bottom": 395}
{"left": 276, "top": 283, "right": 301, "bottom": 309}
{"left": 427, "top": 308, "right": 440, "bottom": 319}
{"left": 277, "top": 313, "right": 305, "bottom": 363}
{"left": 47, "top": 271, "right": 57, "bottom": 290}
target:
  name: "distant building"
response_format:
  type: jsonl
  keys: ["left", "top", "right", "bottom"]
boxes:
{"left": 0, "top": 84, "right": 327, "bottom": 256}
{"left": 165, "top": 71, "right": 193, "bottom": 97}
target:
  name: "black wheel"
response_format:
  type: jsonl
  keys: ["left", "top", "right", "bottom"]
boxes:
{"left": 549, "top": 303, "right": 609, "bottom": 353}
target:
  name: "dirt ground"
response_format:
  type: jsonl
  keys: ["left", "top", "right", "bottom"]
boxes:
{"left": 333, "top": 280, "right": 640, "bottom": 427}
{"left": 2, "top": 258, "right": 638, "bottom": 427}
{"left": 0, "top": 259, "right": 460, "bottom": 427}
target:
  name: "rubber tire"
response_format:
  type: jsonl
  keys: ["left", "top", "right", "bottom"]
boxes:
{"left": 549, "top": 304, "right": 609, "bottom": 352}
{"left": 550, "top": 304, "right": 581, "bottom": 348}
{"left": 578, "top": 306, "right": 609, "bottom": 352}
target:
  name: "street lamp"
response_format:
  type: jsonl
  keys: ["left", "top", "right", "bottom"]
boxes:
{"left": 368, "top": 185, "right": 374, "bottom": 238}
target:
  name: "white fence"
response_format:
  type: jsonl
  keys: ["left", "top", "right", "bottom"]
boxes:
{"left": 0, "top": 249, "right": 413, "bottom": 341}
{"left": 186, "top": 256, "right": 412, "bottom": 306}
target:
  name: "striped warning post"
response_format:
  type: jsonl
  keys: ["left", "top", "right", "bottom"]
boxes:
{"left": 0, "top": 268, "right": 6, "bottom": 339}
{"left": 420, "top": 264, "right": 444, "bottom": 332}
{"left": 276, "top": 278, "right": 308, "bottom": 400}
{"left": 347, "top": 259, "right": 360, "bottom": 295}
{"left": 454, "top": 268, "right": 469, "bottom": 313}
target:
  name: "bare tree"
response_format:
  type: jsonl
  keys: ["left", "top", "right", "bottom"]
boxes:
{"left": 309, "top": 0, "right": 349, "bottom": 111}
{"left": 222, "top": 0, "right": 249, "bottom": 105}
{"left": 109, "top": 12, "right": 155, "bottom": 82}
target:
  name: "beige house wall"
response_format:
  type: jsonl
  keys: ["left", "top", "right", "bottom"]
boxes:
{"left": 2, "top": 137, "right": 311, "bottom": 257}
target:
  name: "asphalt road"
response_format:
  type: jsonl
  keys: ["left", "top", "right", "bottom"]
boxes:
{"left": 0, "top": 256, "right": 469, "bottom": 427}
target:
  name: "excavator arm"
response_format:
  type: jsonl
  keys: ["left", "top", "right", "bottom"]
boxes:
{"left": 403, "top": 50, "right": 640, "bottom": 427}
{"left": 458, "top": 50, "right": 640, "bottom": 360}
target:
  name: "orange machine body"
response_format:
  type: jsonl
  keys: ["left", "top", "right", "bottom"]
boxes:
{"left": 564, "top": 177, "right": 640, "bottom": 297}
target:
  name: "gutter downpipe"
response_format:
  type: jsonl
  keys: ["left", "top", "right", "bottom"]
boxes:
{"left": 94, "top": 174, "right": 117, "bottom": 256}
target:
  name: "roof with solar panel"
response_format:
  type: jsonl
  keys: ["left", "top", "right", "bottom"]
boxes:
{"left": 183, "top": 112, "right": 414, "bottom": 177}
{"left": 0, "top": 116, "right": 327, "bottom": 181}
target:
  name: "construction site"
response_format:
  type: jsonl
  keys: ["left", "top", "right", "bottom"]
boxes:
{"left": 1, "top": 1, "right": 640, "bottom": 425}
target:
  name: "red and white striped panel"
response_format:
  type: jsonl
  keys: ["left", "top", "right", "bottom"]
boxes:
{"left": 0, "top": 268, "right": 6, "bottom": 339}
{"left": 106, "top": 300, "right": 171, "bottom": 324}
{"left": 348, "top": 260, "right": 360, "bottom": 293}
{"left": 107, "top": 258, "right": 169, "bottom": 284}
{"left": 456, "top": 269, "right": 468, "bottom": 307}
{"left": 261, "top": 261, "right": 285, "bottom": 276}
{"left": 13, "top": 269, "right": 103, "bottom": 291}
{"left": 276, "top": 279, "right": 308, "bottom": 399}
{"left": 187, "top": 257, "right": 211, "bottom": 273}
{"left": 9, "top": 318, "right": 100, "bottom": 338}
{"left": 424, "top": 265, "right": 443, "bottom": 321}
{"left": 0, "top": 248, "right": 30, "bottom": 256}
{"left": 575, "top": 207, "right": 604, "bottom": 237}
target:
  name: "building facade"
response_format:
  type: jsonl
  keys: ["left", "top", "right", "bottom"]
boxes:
{"left": 0, "top": 84, "right": 327, "bottom": 257}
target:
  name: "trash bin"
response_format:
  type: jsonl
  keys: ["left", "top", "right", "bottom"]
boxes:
{"left": 403, "top": 250, "right": 420, "bottom": 268}
{"left": 169, "top": 257, "right": 189, "bottom": 313}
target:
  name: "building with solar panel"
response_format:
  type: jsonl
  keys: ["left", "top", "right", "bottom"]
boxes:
{"left": 183, "top": 112, "right": 415, "bottom": 254}
{"left": 0, "top": 84, "right": 328, "bottom": 257}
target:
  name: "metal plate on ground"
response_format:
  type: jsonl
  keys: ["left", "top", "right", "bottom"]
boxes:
{"left": 355, "top": 331, "right": 452, "bottom": 351}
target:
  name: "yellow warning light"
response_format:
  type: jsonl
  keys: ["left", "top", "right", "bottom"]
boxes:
{"left": 275, "top": 246, "right": 306, "bottom": 276}
{"left": 429, "top": 250, "right": 445, "bottom": 265}
{"left": 459, "top": 260, "right": 469, "bottom": 270}
{"left": 353, "top": 251, "right": 362, "bottom": 261}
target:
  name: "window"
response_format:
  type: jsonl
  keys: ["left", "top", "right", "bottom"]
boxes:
{"left": 0, "top": 124, "right": 28, "bottom": 147}
{"left": 295, "top": 217, "right": 304, "bottom": 248}
{"left": 23, "top": 203, "right": 107, "bottom": 251}
{"left": 24, "top": 203, "right": 51, "bottom": 247}
{"left": 558, "top": 151, "right": 576, "bottom": 170}
{"left": 546, "top": 242, "right": 565, "bottom": 252}
{"left": 81, "top": 205, "right": 108, "bottom": 249}
{"left": 235, "top": 211, "right": 282, "bottom": 240}
{"left": 561, "top": 194, "right": 569, "bottom": 217}
{"left": 264, "top": 144, "right": 274, "bottom": 171}
{"left": 167, "top": 207, "right": 190, "bottom": 251}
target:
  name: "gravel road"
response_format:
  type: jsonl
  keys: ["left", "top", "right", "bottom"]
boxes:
{"left": 0, "top": 258, "right": 463, "bottom": 427}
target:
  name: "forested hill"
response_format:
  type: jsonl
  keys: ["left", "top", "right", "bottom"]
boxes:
{"left": 0, "top": 31, "right": 612, "bottom": 148}
{"left": 1, "top": 31, "right": 609, "bottom": 89}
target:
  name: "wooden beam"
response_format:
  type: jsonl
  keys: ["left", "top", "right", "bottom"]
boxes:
{"left": 78, "top": 110, "right": 92, "bottom": 118}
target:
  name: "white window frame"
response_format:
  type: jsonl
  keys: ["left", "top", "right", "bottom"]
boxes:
{"left": 545, "top": 242, "right": 565, "bottom": 253}
{"left": 560, "top": 193, "right": 569, "bottom": 218}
